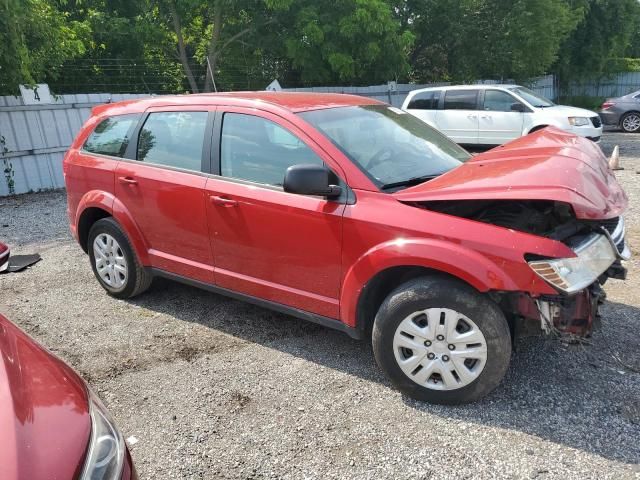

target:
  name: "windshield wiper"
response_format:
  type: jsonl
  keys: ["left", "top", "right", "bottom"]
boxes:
{"left": 380, "top": 174, "right": 439, "bottom": 191}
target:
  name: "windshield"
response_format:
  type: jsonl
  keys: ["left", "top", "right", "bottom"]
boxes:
{"left": 298, "top": 105, "right": 470, "bottom": 190}
{"left": 509, "top": 86, "right": 554, "bottom": 108}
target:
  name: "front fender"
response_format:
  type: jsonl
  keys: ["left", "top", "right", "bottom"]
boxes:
{"left": 75, "top": 191, "right": 150, "bottom": 265}
{"left": 339, "top": 238, "right": 519, "bottom": 328}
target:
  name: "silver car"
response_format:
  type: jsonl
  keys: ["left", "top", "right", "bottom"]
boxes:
{"left": 600, "top": 89, "right": 640, "bottom": 133}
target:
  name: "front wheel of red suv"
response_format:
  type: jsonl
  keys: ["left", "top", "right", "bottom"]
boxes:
{"left": 87, "top": 218, "right": 152, "bottom": 299}
{"left": 372, "top": 276, "right": 512, "bottom": 404}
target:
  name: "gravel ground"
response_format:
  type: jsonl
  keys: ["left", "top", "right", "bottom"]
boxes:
{"left": 1, "top": 132, "right": 639, "bottom": 479}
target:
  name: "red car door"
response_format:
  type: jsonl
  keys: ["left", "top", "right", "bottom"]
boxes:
{"left": 204, "top": 107, "right": 347, "bottom": 319}
{"left": 114, "top": 106, "right": 215, "bottom": 283}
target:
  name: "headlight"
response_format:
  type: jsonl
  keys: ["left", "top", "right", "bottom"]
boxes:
{"left": 568, "top": 116, "right": 590, "bottom": 126}
{"left": 528, "top": 234, "right": 617, "bottom": 294}
{"left": 80, "top": 393, "right": 125, "bottom": 480}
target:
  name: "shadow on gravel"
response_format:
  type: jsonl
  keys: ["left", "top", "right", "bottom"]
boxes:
{"left": 128, "top": 278, "right": 640, "bottom": 465}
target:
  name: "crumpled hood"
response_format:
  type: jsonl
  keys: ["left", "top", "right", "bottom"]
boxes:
{"left": 394, "top": 127, "right": 627, "bottom": 220}
{"left": 0, "top": 315, "right": 91, "bottom": 480}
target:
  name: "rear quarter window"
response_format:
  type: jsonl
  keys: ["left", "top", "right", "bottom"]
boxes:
{"left": 407, "top": 91, "right": 440, "bottom": 110}
{"left": 83, "top": 114, "right": 140, "bottom": 157}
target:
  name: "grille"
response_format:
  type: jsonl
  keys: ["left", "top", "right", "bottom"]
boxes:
{"left": 597, "top": 217, "right": 625, "bottom": 254}
{"left": 591, "top": 116, "right": 602, "bottom": 128}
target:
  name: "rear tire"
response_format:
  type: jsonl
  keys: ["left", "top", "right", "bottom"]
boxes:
{"left": 88, "top": 218, "right": 152, "bottom": 298}
{"left": 620, "top": 112, "right": 640, "bottom": 133}
{"left": 372, "top": 276, "right": 511, "bottom": 404}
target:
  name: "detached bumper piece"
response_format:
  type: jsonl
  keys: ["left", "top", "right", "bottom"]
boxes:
{"left": 504, "top": 281, "right": 614, "bottom": 339}
{"left": 535, "top": 285, "right": 604, "bottom": 337}
{"left": 0, "top": 247, "right": 8, "bottom": 272}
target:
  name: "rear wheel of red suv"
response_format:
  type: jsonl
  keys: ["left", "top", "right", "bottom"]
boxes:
{"left": 88, "top": 218, "right": 152, "bottom": 298}
{"left": 372, "top": 276, "right": 511, "bottom": 404}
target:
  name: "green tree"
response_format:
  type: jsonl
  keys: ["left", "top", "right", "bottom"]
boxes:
{"left": 282, "top": 0, "right": 414, "bottom": 85}
{"left": 554, "top": 0, "right": 640, "bottom": 81}
{"left": 0, "top": 0, "right": 88, "bottom": 94}
{"left": 396, "top": 0, "right": 583, "bottom": 82}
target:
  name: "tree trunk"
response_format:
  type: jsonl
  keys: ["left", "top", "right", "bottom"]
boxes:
{"left": 169, "top": 2, "right": 199, "bottom": 93}
{"left": 204, "top": 0, "right": 223, "bottom": 92}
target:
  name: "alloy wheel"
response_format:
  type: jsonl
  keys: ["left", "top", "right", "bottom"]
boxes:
{"left": 392, "top": 308, "right": 488, "bottom": 390}
{"left": 93, "top": 233, "right": 128, "bottom": 289}
{"left": 622, "top": 113, "right": 640, "bottom": 132}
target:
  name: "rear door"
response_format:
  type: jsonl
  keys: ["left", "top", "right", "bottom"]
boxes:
{"left": 478, "top": 89, "right": 525, "bottom": 145}
{"left": 435, "top": 89, "right": 480, "bottom": 144}
{"left": 114, "top": 106, "right": 215, "bottom": 283}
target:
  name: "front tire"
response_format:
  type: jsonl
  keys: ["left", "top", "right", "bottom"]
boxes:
{"left": 88, "top": 217, "right": 152, "bottom": 298}
{"left": 620, "top": 112, "right": 640, "bottom": 133}
{"left": 372, "top": 276, "right": 512, "bottom": 404}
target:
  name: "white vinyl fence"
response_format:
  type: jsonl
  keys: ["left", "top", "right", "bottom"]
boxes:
{"left": 0, "top": 93, "right": 149, "bottom": 196}
{"left": 0, "top": 71, "right": 638, "bottom": 197}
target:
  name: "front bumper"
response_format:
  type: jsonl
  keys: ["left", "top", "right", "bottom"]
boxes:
{"left": 567, "top": 124, "right": 603, "bottom": 142}
{"left": 122, "top": 448, "right": 138, "bottom": 480}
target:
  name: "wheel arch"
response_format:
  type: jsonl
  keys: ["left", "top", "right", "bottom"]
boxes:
{"left": 340, "top": 238, "right": 519, "bottom": 334}
{"left": 354, "top": 265, "right": 478, "bottom": 337}
{"left": 75, "top": 191, "right": 150, "bottom": 264}
{"left": 77, "top": 207, "right": 111, "bottom": 252}
{"left": 527, "top": 124, "right": 550, "bottom": 135}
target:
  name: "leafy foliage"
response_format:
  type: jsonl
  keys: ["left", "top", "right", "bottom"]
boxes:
{"left": 1, "top": 0, "right": 639, "bottom": 95}
{"left": 554, "top": 0, "right": 640, "bottom": 82}
{"left": 0, "top": 0, "right": 88, "bottom": 94}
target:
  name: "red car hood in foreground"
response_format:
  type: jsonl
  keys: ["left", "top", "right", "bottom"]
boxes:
{"left": 394, "top": 127, "right": 627, "bottom": 220}
{"left": 0, "top": 314, "right": 91, "bottom": 479}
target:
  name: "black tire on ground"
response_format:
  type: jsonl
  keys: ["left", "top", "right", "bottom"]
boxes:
{"left": 620, "top": 112, "right": 640, "bottom": 133}
{"left": 87, "top": 217, "right": 153, "bottom": 299}
{"left": 372, "top": 275, "right": 512, "bottom": 405}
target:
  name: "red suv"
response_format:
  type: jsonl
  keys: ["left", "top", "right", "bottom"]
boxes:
{"left": 64, "top": 93, "right": 628, "bottom": 404}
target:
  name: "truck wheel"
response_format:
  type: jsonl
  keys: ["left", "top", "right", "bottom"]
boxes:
{"left": 88, "top": 218, "right": 152, "bottom": 298}
{"left": 372, "top": 276, "right": 511, "bottom": 404}
{"left": 620, "top": 112, "right": 640, "bottom": 133}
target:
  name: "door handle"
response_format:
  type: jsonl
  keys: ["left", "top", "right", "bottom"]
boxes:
{"left": 481, "top": 115, "right": 491, "bottom": 119}
{"left": 467, "top": 114, "right": 477, "bottom": 119}
{"left": 210, "top": 195, "right": 238, "bottom": 207}
{"left": 118, "top": 176, "right": 138, "bottom": 185}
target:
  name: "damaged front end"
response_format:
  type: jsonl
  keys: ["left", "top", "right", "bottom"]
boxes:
{"left": 392, "top": 129, "right": 630, "bottom": 340}
{"left": 417, "top": 199, "right": 630, "bottom": 339}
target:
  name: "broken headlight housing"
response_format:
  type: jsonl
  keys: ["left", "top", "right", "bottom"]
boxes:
{"left": 528, "top": 234, "right": 617, "bottom": 294}
{"left": 79, "top": 392, "right": 125, "bottom": 480}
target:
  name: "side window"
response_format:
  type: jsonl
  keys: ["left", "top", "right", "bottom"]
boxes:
{"left": 407, "top": 91, "right": 440, "bottom": 110}
{"left": 137, "top": 111, "right": 208, "bottom": 172}
{"left": 443, "top": 90, "right": 479, "bottom": 110}
{"left": 220, "top": 113, "right": 323, "bottom": 186}
{"left": 83, "top": 114, "right": 139, "bottom": 157}
{"left": 484, "top": 90, "right": 519, "bottom": 112}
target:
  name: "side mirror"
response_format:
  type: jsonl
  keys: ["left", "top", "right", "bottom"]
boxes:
{"left": 283, "top": 164, "right": 342, "bottom": 198}
{"left": 510, "top": 102, "right": 525, "bottom": 112}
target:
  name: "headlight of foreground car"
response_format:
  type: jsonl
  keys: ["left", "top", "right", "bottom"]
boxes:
{"left": 80, "top": 393, "right": 125, "bottom": 480}
{"left": 568, "top": 116, "right": 590, "bottom": 126}
{"left": 528, "top": 234, "right": 617, "bottom": 294}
